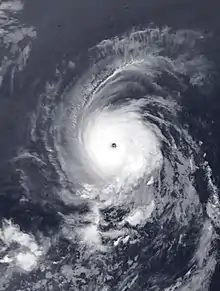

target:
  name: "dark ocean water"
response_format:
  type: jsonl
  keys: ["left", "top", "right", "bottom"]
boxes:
{"left": 1, "top": 1, "right": 220, "bottom": 290}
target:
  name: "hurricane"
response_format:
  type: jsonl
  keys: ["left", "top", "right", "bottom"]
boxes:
{"left": 0, "top": 6, "right": 220, "bottom": 290}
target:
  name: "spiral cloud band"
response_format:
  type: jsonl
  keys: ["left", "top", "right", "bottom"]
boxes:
{"left": 9, "top": 27, "right": 219, "bottom": 290}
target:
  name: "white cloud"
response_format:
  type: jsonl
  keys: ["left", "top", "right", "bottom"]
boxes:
{"left": 0, "top": 220, "right": 43, "bottom": 272}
